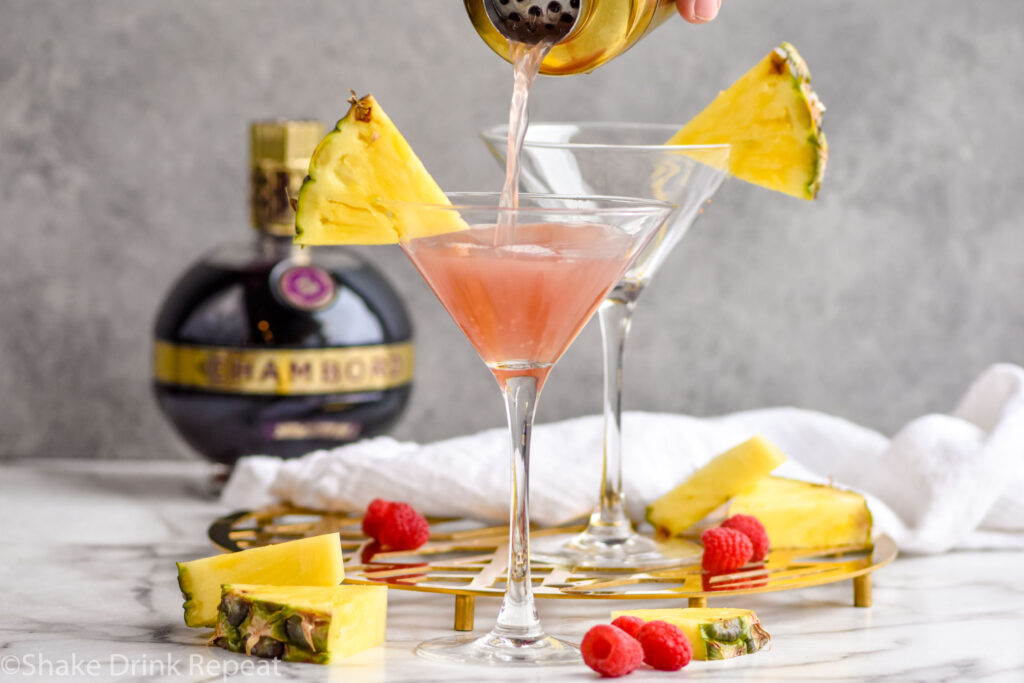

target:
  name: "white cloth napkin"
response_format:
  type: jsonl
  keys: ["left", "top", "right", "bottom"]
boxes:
{"left": 222, "top": 364, "right": 1024, "bottom": 554}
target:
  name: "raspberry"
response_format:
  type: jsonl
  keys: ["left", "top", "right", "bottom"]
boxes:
{"left": 581, "top": 624, "right": 643, "bottom": 678}
{"left": 361, "top": 498, "right": 394, "bottom": 539}
{"left": 701, "top": 526, "right": 753, "bottom": 572}
{"left": 722, "top": 514, "right": 771, "bottom": 561}
{"left": 610, "top": 615, "right": 645, "bottom": 640}
{"left": 377, "top": 502, "right": 430, "bottom": 551}
{"left": 637, "top": 620, "right": 691, "bottom": 671}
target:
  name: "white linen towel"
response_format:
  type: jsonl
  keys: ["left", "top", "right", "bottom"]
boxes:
{"left": 222, "top": 363, "right": 1024, "bottom": 554}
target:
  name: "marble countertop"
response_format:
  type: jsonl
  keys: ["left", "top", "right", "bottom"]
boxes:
{"left": 2, "top": 459, "right": 1022, "bottom": 682}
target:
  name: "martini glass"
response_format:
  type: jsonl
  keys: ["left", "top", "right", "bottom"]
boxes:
{"left": 481, "top": 123, "right": 729, "bottom": 568}
{"left": 393, "top": 192, "right": 673, "bottom": 666}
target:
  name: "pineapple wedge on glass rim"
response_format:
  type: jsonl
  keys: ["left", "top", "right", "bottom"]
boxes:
{"left": 294, "top": 92, "right": 466, "bottom": 245}
{"left": 669, "top": 42, "right": 828, "bottom": 200}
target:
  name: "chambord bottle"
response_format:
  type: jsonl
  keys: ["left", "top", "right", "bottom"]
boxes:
{"left": 153, "top": 120, "right": 413, "bottom": 465}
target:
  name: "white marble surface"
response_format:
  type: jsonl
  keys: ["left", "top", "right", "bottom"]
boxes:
{"left": 1, "top": 459, "right": 1022, "bottom": 682}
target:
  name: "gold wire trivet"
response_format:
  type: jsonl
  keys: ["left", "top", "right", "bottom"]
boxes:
{"left": 209, "top": 504, "right": 897, "bottom": 632}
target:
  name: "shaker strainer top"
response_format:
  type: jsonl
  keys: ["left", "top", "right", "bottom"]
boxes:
{"left": 483, "top": 0, "right": 583, "bottom": 45}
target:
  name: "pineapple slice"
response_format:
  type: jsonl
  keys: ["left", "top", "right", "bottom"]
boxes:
{"left": 611, "top": 608, "right": 769, "bottom": 660}
{"left": 294, "top": 93, "right": 464, "bottom": 245}
{"left": 668, "top": 42, "right": 828, "bottom": 199}
{"left": 728, "top": 476, "right": 873, "bottom": 549}
{"left": 177, "top": 533, "right": 344, "bottom": 627}
{"left": 645, "top": 435, "right": 786, "bottom": 538}
{"left": 212, "top": 584, "right": 387, "bottom": 664}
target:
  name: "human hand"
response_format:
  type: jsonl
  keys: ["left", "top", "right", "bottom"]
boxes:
{"left": 677, "top": 0, "right": 721, "bottom": 24}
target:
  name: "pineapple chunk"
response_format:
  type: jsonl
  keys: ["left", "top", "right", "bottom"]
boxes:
{"left": 177, "top": 533, "right": 344, "bottom": 627}
{"left": 646, "top": 435, "right": 786, "bottom": 537}
{"left": 212, "top": 584, "right": 387, "bottom": 664}
{"left": 669, "top": 42, "right": 828, "bottom": 200}
{"left": 728, "top": 476, "right": 873, "bottom": 549}
{"left": 294, "top": 93, "right": 464, "bottom": 245}
{"left": 611, "top": 607, "right": 769, "bottom": 660}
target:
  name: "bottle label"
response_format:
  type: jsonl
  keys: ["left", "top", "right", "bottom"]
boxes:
{"left": 153, "top": 341, "right": 413, "bottom": 395}
{"left": 268, "top": 421, "right": 361, "bottom": 441}
{"left": 250, "top": 160, "right": 305, "bottom": 235}
{"left": 274, "top": 264, "right": 337, "bottom": 311}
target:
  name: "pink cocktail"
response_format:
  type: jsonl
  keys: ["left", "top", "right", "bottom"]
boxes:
{"left": 393, "top": 193, "right": 673, "bottom": 666}
{"left": 410, "top": 222, "right": 634, "bottom": 387}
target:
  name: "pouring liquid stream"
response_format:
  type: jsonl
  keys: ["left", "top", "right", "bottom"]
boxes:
{"left": 496, "top": 39, "right": 552, "bottom": 245}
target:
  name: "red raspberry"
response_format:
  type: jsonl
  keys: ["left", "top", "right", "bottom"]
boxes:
{"left": 377, "top": 502, "right": 430, "bottom": 551}
{"left": 722, "top": 514, "right": 771, "bottom": 562}
{"left": 636, "top": 620, "right": 691, "bottom": 671}
{"left": 610, "top": 615, "right": 645, "bottom": 640}
{"left": 701, "top": 526, "right": 753, "bottom": 572}
{"left": 361, "top": 498, "right": 394, "bottom": 539}
{"left": 581, "top": 624, "right": 643, "bottom": 678}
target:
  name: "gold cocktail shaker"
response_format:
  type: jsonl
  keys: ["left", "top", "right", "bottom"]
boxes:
{"left": 464, "top": 0, "right": 677, "bottom": 75}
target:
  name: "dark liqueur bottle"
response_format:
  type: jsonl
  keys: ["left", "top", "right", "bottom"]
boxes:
{"left": 153, "top": 120, "right": 413, "bottom": 465}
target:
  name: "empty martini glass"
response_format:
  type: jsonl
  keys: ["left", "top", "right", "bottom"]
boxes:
{"left": 481, "top": 123, "right": 729, "bottom": 569}
{"left": 392, "top": 192, "right": 672, "bottom": 666}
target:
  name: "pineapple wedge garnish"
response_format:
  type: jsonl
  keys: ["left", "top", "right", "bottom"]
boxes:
{"left": 212, "top": 584, "right": 387, "bottom": 664}
{"left": 669, "top": 42, "right": 828, "bottom": 199}
{"left": 294, "top": 93, "right": 465, "bottom": 245}
{"left": 611, "top": 608, "right": 770, "bottom": 660}
{"left": 728, "top": 476, "right": 873, "bottom": 549}
{"left": 646, "top": 435, "right": 787, "bottom": 538}
{"left": 176, "top": 533, "right": 344, "bottom": 627}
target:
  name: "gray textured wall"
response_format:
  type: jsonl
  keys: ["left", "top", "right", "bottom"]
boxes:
{"left": 2, "top": 0, "right": 1023, "bottom": 460}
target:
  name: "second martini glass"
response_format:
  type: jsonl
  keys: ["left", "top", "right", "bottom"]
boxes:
{"left": 394, "top": 192, "right": 673, "bottom": 666}
{"left": 482, "top": 123, "right": 730, "bottom": 568}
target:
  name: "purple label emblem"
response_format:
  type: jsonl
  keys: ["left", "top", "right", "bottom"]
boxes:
{"left": 276, "top": 265, "right": 336, "bottom": 311}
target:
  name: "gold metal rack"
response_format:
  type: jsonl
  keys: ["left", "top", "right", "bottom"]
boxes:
{"left": 210, "top": 505, "right": 896, "bottom": 632}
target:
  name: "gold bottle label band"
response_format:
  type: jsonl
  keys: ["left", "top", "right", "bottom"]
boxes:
{"left": 153, "top": 341, "right": 413, "bottom": 395}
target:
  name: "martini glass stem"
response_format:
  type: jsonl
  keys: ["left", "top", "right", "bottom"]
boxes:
{"left": 589, "top": 296, "right": 639, "bottom": 542}
{"left": 493, "top": 374, "right": 543, "bottom": 639}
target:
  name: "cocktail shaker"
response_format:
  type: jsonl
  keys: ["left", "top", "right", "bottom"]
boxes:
{"left": 465, "top": 0, "right": 677, "bottom": 75}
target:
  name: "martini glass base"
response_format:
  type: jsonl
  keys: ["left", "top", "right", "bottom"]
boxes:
{"left": 415, "top": 631, "right": 580, "bottom": 666}
{"left": 531, "top": 531, "right": 700, "bottom": 569}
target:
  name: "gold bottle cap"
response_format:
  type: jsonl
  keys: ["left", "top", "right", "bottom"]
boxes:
{"left": 249, "top": 120, "right": 325, "bottom": 235}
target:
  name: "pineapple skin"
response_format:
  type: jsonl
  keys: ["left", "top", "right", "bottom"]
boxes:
{"left": 645, "top": 435, "right": 787, "bottom": 537}
{"left": 177, "top": 533, "right": 345, "bottom": 628}
{"left": 669, "top": 42, "right": 828, "bottom": 200}
{"left": 214, "top": 596, "right": 332, "bottom": 664}
{"left": 611, "top": 607, "right": 770, "bottom": 660}
{"left": 728, "top": 476, "right": 873, "bottom": 549}
{"left": 773, "top": 43, "right": 828, "bottom": 199}
{"left": 212, "top": 584, "right": 387, "bottom": 664}
{"left": 294, "top": 93, "right": 462, "bottom": 246}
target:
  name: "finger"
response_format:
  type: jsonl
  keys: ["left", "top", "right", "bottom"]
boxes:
{"left": 677, "top": 0, "right": 721, "bottom": 24}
